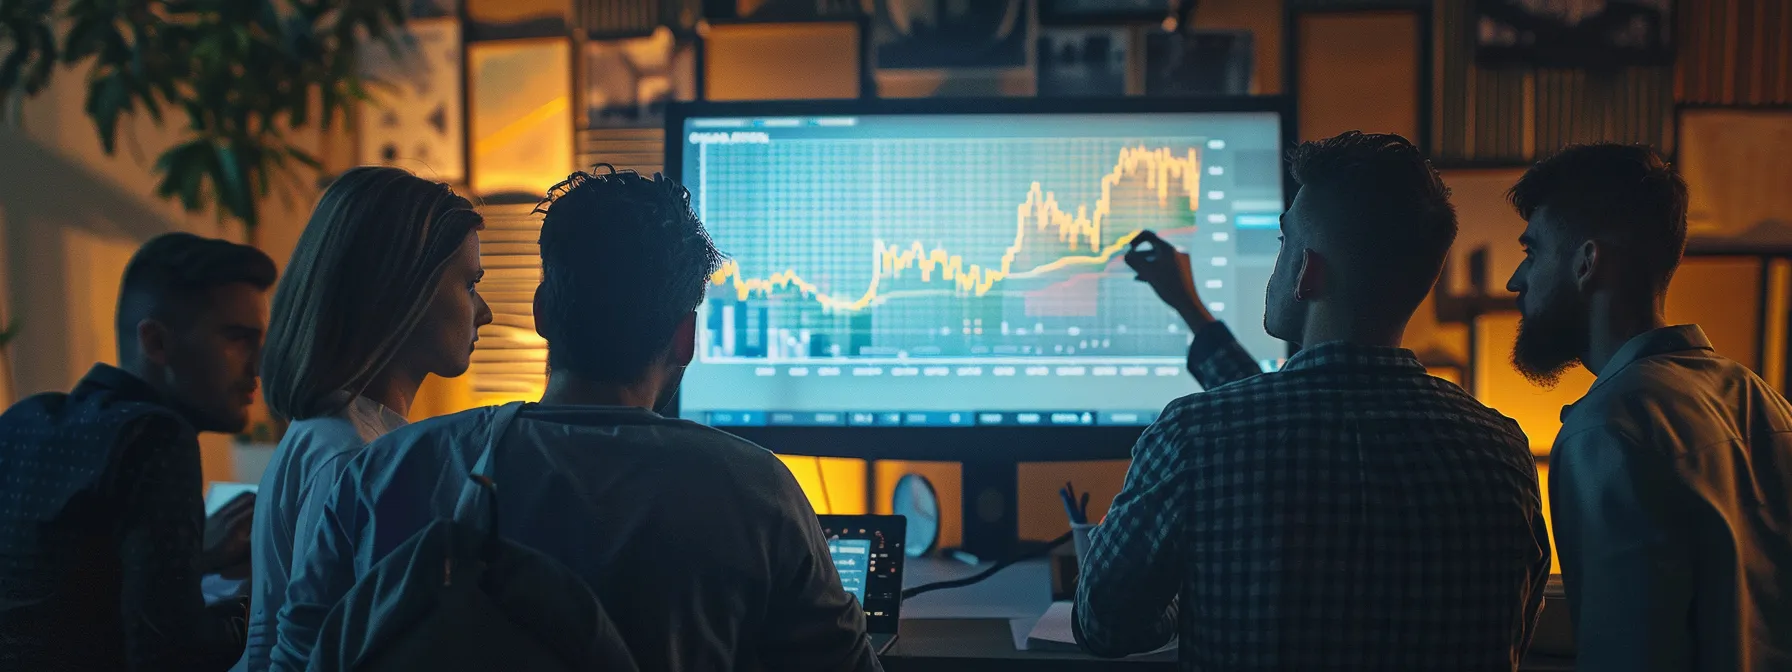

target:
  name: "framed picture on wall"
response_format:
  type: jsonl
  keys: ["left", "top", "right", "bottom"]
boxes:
{"left": 702, "top": 20, "right": 865, "bottom": 100}
{"left": 1036, "top": 27, "right": 1127, "bottom": 97}
{"left": 872, "top": 0, "right": 1029, "bottom": 69}
{"left": 468, "top": 38, "right": 573, "bottom": 196}
{"left": 1475, "top": 0, "right": 1673, "bottom": 67}
{"left": 1677, "top": 108, "right": 1792, "bottom": 242}
{"left": 586, "top": 28, "right": 696, "bottom": 128}
{"left": 357, "top": 19, "right": 465, "bottom": 183}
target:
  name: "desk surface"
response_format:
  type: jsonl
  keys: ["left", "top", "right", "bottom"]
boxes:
{"left": 887, "top": 557, "right": 1573, "bottom": 672}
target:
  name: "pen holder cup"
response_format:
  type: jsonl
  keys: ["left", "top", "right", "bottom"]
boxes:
{"left": 1071, "top": 522, "right": 1098, "bottom": 566}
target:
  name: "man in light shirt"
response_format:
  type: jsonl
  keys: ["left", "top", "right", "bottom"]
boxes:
{"left": 1507, "top": 142, "right": 1792, "bottom": 671}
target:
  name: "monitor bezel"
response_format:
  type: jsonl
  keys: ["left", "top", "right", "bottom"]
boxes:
{"left": 663, "top": 95, "right": 1297, "bottom": 461}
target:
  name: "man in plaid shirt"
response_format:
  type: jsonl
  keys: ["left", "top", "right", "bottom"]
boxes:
{"left": 1074, "top": 132, "right": 1552, "bottom": 670}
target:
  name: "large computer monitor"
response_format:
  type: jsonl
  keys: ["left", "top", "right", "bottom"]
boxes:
{"left": 666, "top": 98, "right": 1293, "bottom": 461}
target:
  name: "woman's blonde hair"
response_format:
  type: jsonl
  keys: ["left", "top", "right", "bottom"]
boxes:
{"left": 261, "top": 166, "right": 483, "bottom": 421}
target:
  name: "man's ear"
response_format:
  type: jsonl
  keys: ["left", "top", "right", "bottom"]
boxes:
{"left": 532, "top": 285, "right": 552, "bottom": 341}
{"left": 136, "top": 318, "right": 172, "bottom": 367}
{"left": 669, "top": 312, "right": 697, "bottom": 367}
{"left": 1573, "top": 239, "right": 1601, "bottom": 293}
{"left": 1295, "top": 248, "right": 1326, "bottom": 301}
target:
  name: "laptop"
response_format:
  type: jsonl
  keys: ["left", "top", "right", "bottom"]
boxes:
{"left": 820, "top": 514, "right": 906, "bottom": 655}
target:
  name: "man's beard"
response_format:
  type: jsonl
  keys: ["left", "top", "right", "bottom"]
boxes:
{"left": 1511, "top": 297, "right": 1587, "bottom": 388}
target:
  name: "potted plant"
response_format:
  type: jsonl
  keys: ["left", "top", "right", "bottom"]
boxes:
{"left": 1, "top": 0, "right": 410, "bottom": 239}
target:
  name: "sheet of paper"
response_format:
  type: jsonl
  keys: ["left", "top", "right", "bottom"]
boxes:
{"left": 1025, "top": 601, "right": 1176, "bottom": 655}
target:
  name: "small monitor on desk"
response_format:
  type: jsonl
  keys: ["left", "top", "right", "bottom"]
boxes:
{"left": 821, "top": 515, "right": 905, "bottom": 653}
{"left": 667, "top": 97, "right": 1292, "bottom": 462}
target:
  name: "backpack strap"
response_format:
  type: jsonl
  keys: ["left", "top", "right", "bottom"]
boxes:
{"left": 452, "top": 401, "right": 527, "bottom": 528}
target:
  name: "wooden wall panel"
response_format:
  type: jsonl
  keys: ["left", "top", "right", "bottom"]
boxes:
{"left": 1532, "top": 67, "right": 1675, "bottom": 155}
{"left": 1435, "top": 0, "right": 1676, "bottom": 163}
{"left": 1296, "top": 11, "right": 1422, "bottom": 142}
{"left": 1677, "top": 0, "right": 1792, "bottom": 106}
{"left": 1436, "top": 0, "right": 1526, "bottom": 163}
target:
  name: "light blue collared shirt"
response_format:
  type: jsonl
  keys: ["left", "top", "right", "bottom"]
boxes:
{"left": 268, "top": 404, "right": 878, "bottom": 672}
{"left": 237, "top": 396, "right": 405, "bottom": 671}
{"left": 1552, "top": 325, "right": 1792, "bottom": 672}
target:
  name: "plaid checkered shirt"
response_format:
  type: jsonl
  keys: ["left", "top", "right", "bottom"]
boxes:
{"left": 1074, "top": 322, "right": 1552, "bottom": 670}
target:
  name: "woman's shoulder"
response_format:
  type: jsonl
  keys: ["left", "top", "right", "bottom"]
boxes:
{"left": 276, "top": 414, "right": 383, "bottom": 489}
{"left": 283, "top": 413, "right": 373, "bottom": 453}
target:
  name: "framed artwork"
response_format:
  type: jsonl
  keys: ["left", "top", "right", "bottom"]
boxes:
{"left": 468, "top": 38, "right": 573, "bottom": 196}
{"left": 586, "top": 28, "right": 696, "bottom": 127}
{"left": 1476, "top": 0, "right": 1673, "bottom": 67}
{"left": 703, "top": 21, "right": 863, "bottom": 100}
{"left": 872, "top": 0, "right": 1029, "bottom": 70}
{"left": 357, "top": 19, "right": 465, "bottom": 183}
{"left": 1677, "top": 108, "right": 1792, "bottom": 242}
{"left": 467, "top": 0, "right": 571, "bottom": 40}
{"left": 1036, "top": 27, "right": 1128, "bottom": 97}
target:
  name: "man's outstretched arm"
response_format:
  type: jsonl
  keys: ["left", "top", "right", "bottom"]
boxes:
{"left": 1124, "top": 230, "right": 1262, "bottom": 388}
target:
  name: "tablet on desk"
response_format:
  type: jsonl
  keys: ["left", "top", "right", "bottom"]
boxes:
{"left": 205, "top": 482, "right": 258, "bottom": 516}
{"left": 821, "top": 514, "right": 906, "bottom": 654}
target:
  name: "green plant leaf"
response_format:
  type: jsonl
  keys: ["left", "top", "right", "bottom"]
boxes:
{"left": 31, "top": 0, "right": 409, "bottom": 230}
{"left": 0, "top": 0, "right": 60, "bottom": 97}
{"left": 0, "top": 314, "right": 24, "bottom": 347}
{"left": 153, "top": 140, "right": 211, "bottom": 208}
{"left": 287, "top": 145, "right": 321, "bottom": 169}
{"left": 85, "top": 73, "right": 131, "bottom": 154}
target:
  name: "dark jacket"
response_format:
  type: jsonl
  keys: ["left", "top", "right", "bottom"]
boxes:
{"left": 0, "top": 364, "right": 244, "bottom": 671}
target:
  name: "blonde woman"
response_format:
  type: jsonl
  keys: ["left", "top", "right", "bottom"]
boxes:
{"left": 236, "top": 167, "right": 492, "bottom": 670}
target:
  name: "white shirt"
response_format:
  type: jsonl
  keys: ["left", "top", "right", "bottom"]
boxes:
{"left": 237, "top": 396, "right": 406, "bottom": 671}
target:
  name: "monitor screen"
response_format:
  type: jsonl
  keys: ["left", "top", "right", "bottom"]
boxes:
{"left": 676, "top": 108, "right": 1287, "bottom": 428}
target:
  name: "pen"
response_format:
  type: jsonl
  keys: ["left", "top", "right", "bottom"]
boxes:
{"left": 1078, "top": 491, "right": 1090, "bottom": 524}
{"left": 1060, "top": 487, "right": 1081, "bottom": 525}
{"left": 1065, "top": 481, "right": 1086, "bottom": 525}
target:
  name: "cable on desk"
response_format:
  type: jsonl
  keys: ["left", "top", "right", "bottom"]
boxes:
{"left": 899, "top": 530, "right": 1074, "bottom": 601}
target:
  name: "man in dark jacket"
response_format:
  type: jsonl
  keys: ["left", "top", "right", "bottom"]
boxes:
{"left": 0, "top": 232, "right": 275, "bottom": 671}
